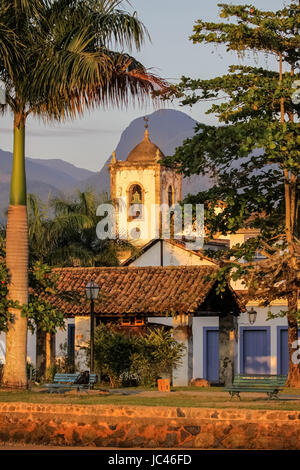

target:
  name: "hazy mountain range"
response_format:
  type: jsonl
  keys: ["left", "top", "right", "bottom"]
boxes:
{"left": 0, "top": 109, "right": 212, "bottom": 219}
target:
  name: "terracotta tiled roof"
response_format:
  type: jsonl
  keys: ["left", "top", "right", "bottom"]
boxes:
{"left": 47, "top": 265, "right": 225, "bottom": 317}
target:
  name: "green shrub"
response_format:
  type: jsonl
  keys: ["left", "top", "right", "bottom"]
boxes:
{"left": 93, "top": 323, "right": 135, "bottom": 387}
{"left": 91, "top": 323, "right": 185, "bottom": 388}
{"left": 130, "top": 328, "right": 186, "bottom": 387}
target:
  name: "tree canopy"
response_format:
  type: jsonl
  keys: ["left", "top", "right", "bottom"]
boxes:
{"left": 164, "top": 1, "right": 300, "bottom": 385}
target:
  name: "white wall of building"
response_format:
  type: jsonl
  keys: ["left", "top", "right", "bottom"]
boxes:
{"left": 0, "top": 330, "right": 36, "bottom": 366}
{"left": 0, "top": 318, "right": 72, "bottom": 369}
{"left": 55, "top": 319, "right": 72, "bottom": 360}
{"left": 131, "top": 244, "right": 162, "bottom": 267}
{"left": 147, "top": 317, "right": 173, "bottom": 327}
{"left": 149, "top": 305, "right": 289, "bottom": 381}
{"left": 27, "top": 331, "right": 36, "bottom": 366}
{"left": 0, "top": 332, "right": 5, "bottom": 365}
{"left": 130, "top": 241, "right": 215, "bottom": 267}
{"left": 75, "top": 316, "right": 90, "bottom": 371}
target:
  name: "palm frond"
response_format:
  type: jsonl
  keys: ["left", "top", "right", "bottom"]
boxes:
{"left": 1, "top": 0, "right": 166, "bottom": 121}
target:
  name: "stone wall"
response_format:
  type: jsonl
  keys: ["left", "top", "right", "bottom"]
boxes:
{"left": 0, "top": 403, "right": 300, "bottom": 449}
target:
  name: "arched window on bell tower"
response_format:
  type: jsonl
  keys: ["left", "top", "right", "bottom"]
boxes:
{"left": 168, "top": 185, "right": 174, "bottom": 207}
{"left": 128, "top": 184, "right": 143, "bottom": 220}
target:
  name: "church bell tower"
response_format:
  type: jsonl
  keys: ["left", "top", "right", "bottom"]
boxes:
{"left": 108, "top": 118, "right": 182, "bottom": 245}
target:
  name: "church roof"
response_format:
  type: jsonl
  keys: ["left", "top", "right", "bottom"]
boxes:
{"left": 126, "top": 130, "right": 165, "bottom": 163}
{"left": 45, "top": 265, "right": 244, "bottom": 317}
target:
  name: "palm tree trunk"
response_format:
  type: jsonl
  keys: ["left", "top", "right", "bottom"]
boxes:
{"left": 2, "top": 113, "right": 28, "bottom": 389}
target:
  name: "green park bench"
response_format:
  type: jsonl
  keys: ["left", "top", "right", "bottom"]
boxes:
{"left": 224, "top": 374, "right": 287, "bottom": 400}
{"left": 43, "top": 373, "right": 97, "bottom": 393}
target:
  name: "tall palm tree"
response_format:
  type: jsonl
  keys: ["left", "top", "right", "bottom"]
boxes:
{"left": 0, "top": 0, "right": 166, "bottom": 388}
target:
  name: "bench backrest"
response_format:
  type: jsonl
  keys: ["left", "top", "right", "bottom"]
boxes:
{"left": 53, "top": 373, "right": 80, "bottom": 384}
{"left": 232, "top": 374, "right": 287, "bottom": 387}
{"left": 53, "top": 373, "right": 97, "bottom": 385}
{"left": 89, "top": 373, "right": 97, "bottom": 385}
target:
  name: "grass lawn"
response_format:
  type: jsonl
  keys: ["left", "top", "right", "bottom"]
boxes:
{"left": 0, "top": 386, "right": 299, "bottom": 410}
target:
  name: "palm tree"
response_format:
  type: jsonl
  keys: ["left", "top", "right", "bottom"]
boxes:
{"left": 28, "top": 190, "right": 133, "bottom": 267}
{"left": 0, "top": 0, "right": 166, "bottom": 388}
{"left": 49, "top": 190, "right": 118, "bottom": 266}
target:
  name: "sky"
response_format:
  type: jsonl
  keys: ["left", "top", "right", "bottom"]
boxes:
{"left": 0, "top": 0, "right": 287, "bottom": 171}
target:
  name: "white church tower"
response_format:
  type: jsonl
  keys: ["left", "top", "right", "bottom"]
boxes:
{"left": 108, "top": 118, "right": 182, "bottom": 245}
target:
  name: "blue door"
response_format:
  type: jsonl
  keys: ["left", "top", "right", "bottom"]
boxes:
{"left": 241, "top": 328, "right": 270, "bottom": 375}
{"left": 68, "top": 324, "right": 75, "bottom": 365}
{"left": 278, "top": 328, "right": 289, "bottom": 375}
{"left": 277, "top": 327, "right": 300, "bottom": 375}
{"left": 204, "top": 328, "right": 219, "bottom": 383}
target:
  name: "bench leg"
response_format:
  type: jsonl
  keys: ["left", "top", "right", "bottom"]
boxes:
{"left": 267, "top": 391, "right": 279, "bottom": 400}
{"left": 229, "top": 391, "right": 241, "bottom": 401}
{"left": 77, "top": 386, "right": 89, "bottom": 394}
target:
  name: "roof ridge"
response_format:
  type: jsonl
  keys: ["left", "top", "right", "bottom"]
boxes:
{"left": 52, "top": 265, "right": 218, "bottom": 272}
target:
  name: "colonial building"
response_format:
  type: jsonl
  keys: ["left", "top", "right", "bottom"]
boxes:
{"left": 44, "top": 265, "right": 243, "bottom": 386}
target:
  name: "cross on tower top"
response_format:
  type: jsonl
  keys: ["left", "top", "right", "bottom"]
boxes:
{"left": 143, "top": 116, "right": 149, "bottom": 138}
